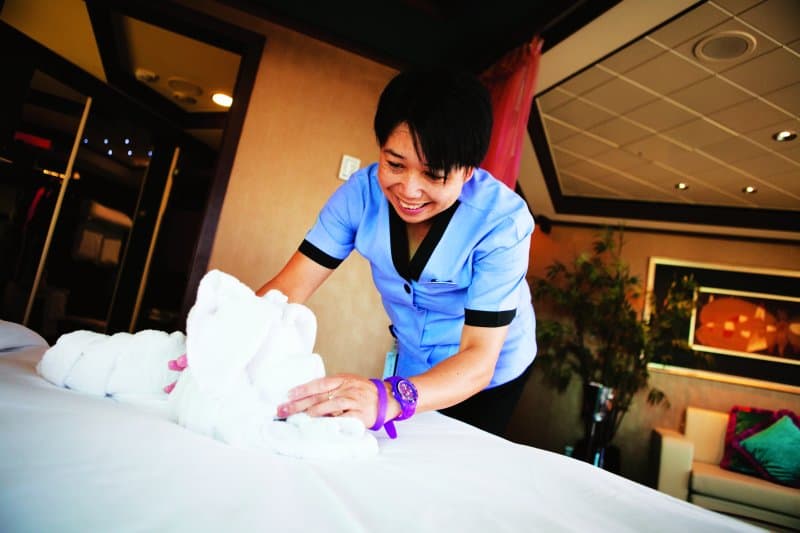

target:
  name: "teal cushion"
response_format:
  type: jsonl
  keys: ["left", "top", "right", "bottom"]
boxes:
{"left": 720, "top": 406, "right": 775, "bottom": 475}
{"left": 735, "top": 415, "right": 800, "bottom": 487}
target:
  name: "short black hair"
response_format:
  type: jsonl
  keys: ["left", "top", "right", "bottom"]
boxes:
{"left": 374, "top": 69, "right": 492, "bottom": 175}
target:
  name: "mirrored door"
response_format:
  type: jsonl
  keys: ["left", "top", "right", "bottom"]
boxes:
{"left": 0, "top": 70, "right": 89, "bottom": 332}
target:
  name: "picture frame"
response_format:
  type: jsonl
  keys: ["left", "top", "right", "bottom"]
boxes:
{"left": 644, "top": 257, "right": 800, "bottom": 393}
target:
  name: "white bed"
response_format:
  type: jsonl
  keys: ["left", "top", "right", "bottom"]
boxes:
{"left": 0, "top": 323, "right": 760, "bottom": 533}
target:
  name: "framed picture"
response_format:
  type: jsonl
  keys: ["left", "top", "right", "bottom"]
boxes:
{"left": 644, "top": 257, "right": 800, "bottom": 392}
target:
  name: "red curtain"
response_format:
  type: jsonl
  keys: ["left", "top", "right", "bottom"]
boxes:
{"left": 479, "top": 36, "right": 543, "bottom": 190}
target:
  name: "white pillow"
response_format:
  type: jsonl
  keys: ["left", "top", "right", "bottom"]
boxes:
{"left": 0, "top": 320, "right": 49, "bottom": 352}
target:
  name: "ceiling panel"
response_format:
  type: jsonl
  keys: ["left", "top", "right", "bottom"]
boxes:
{"left": 648, "top": 2, "right": 729, "bottom": 47}
{"left": 700, "top": 135, "right": 772, "bottom": 162}
{"left": 712, "top": 0, "right": 764, "bottom": 15}
{"left": 548, "top": 98, "right": 615, "bottom": 129}
{"left": 625, "top": 99, "right": 695, "bottom": 131}
{"left": 558, "top": 170, "right": 619, "bottom": 197}
{"left": 599, "top": 39, "right": 663, "bottom": 74}
{"left": 537, "top": 88, "right": 572, "bottom": 112}
{"left": 590, "top": 147, "right": 648, "bottom": 170}
{"left": 765, "top": 83, "right": 800, "bottom": 116}
{"left": 721, "top": 47, "right": 800, "bottom": 94}
{"left": 558, "top": 66, "right": 614, "bottom": 95}
{"left": 624, "top": 51, "right": 710, "bottom": 95}
{"left": 542, "top": 117, "right": 578, "bottom": 142}
{"left": 738, "top": 0, "right": 800, "bottom": 42}
{"left": 663, "top": 118, "right": 733, "bottom": 147}
{"left": 733, "top": 152, "right": 798, "bottom": 177}
{"left": 586, "top": 117, "right": 651, "bottom": 147}
{"left": 556, "top": 133, "right": 615, "bottom": 158}
{"left": 707, "top": 98, "right": 793, "bottom": 133}
{"left": 667, "top": 76, "right": 751, "bottom": 115}
{"left": 598, "top": 172, "right": 682, "bottom": 202}
{"left": 767, "top": 170, "right": 800, "bottom": 195}
{"left": 582, "top": 77, "right": 658, "bottom": 115}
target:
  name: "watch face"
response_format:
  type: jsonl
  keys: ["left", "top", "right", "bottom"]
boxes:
{"left": 397, "top": 380, "right": 417, "bottom": 404}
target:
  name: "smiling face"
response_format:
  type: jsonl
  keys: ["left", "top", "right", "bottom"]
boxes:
{"left": 378, "top": 123, "right": 473, "bottom": 226}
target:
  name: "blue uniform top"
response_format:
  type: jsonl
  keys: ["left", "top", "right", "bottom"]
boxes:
{"left": 301, "top": 163, "right": 536, "bottom": 388}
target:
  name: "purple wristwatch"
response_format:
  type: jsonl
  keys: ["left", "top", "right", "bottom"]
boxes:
{"left": 383, "top": 376, "right": 418, "bottom": 438}
{"left": 368, "top": 376, "right": 418, "bottom": 439}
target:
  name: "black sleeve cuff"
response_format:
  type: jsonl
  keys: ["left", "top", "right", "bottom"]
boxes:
{"left": 464, "top": 309, "right": 516, "bottom": 327}
{"left": 298, "top": 239, "right": 343, "bottom": 269}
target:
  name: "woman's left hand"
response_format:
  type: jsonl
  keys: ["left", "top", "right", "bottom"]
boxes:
{"left": 276, "top": 374, "right": 396, "bottom": 428}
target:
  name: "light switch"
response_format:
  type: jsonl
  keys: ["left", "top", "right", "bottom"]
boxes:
{"left": 338, "top": 154, "right": 361, "bottom": 180}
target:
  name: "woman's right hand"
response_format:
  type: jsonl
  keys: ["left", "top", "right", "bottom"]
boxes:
{"left": 276, "top": 374, "right": 400, "bottom": 429}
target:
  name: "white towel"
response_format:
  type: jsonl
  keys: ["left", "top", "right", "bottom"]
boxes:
{"left": 267, "top": 414, "right": 379, "bottom": 459}
{"left": 173, "top": 269, "right": 378, "bottom": 459}
{"left": 107, "top": 330, "right": 185, "bottom": 397}
{"left": 37, "top": 330, "right": 107, "bottom": 387}
{"left": 38, "top": 329, "right": 183, "bottom": 402}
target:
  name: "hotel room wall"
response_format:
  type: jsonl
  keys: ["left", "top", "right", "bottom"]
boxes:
{"left": 201, "top": 7, "right": 397, "bottom": 378}
{"left": 507, "top": 225, "right": 800, "bottom": 484}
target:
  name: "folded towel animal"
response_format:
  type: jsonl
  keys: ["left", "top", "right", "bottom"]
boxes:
{"left": 37, "top": 269, "right": 378, "bottom": 459}
{"left": 170, "top": 269, "right": 378, "bottom": 459}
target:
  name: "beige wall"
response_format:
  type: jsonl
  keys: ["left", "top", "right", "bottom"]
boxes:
{"left": 203, "top": 8, "right": 397, "bottom": 378}
{"left": 507, "top": 225, "right": 800, "bottom": 484}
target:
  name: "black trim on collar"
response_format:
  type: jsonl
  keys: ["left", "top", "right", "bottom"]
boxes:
{"left": 388, "top": 200, "right": 460, "bottom": 281}
{"left": 298, "top": 239, "right": 343, "bottom": 269}
{"left": 465, "top": 309, "right": 516, "bottom": 327}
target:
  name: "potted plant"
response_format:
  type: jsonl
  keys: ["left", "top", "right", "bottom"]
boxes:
{"left": 531, "top": 228, "right": 695, "bottom": 469}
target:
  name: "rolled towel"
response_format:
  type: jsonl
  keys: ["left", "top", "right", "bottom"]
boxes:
{"left": 106, "top": 329, "right": 185, "bottom": 400}
{"left": 37, "top": 330, "right": 107, "bottom": 387}
{"left": 64, "top": 332, "right": 132, "bottom": 396}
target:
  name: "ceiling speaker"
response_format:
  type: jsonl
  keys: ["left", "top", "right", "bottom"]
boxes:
{"left": 693, "top": 31, "right": 756, "bottom": 62}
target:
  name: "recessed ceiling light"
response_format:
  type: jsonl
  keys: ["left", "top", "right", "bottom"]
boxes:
{"left": 772, "top": 130, "right": 797, "bottom": 142}
{"left": 742, "top": 186, "right": 757, "bottom": 194}
{"left": 675, "top": 182, "right": 689, "bottom": 190}
{"left": 212, "top": 93, "right": 233, "bottom": 108}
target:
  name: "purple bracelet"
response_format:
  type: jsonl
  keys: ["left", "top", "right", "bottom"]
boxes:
{"left": 369, "top": 378, "right": 387, "bottom": 432}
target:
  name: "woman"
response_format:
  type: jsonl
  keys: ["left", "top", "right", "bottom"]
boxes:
{"left": 261, "top": 69, "right": 536, "bottom": 437}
